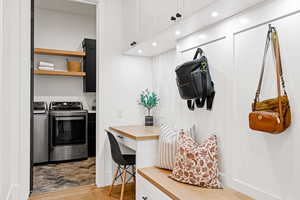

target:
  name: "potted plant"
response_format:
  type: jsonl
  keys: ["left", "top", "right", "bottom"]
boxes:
{"left": 138, "top": 89, "right": 159, "bottom": 126}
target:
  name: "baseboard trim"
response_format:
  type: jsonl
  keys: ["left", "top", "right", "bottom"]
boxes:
{"left": 230, "top": 178, "right": 281, "bottom": 200}
{"left": 6, "top": 184, "right": 19, "bottom": 200}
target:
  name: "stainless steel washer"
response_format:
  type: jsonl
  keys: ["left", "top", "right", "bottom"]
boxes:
{"left": 33, "top": 102, "right": 48, "bottom": 164}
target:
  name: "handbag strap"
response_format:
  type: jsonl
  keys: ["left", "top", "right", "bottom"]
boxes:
{"left": 193, "top": 48, "right": 203, "bottom": 60}
{"left": 272, "top": 29, "right": 284, "bottom": 122}
{"left": 253, "top": 26, "right": 272, "bottom": 109}
{"left": 272, "top": 27, "right": 287, "bottom": 96}
{"left": 253, "top": 25, "right": 287, "bottom": 116}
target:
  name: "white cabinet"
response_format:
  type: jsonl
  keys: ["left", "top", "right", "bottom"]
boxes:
{"left": 122, "top": 0, "right": 140, "bottom": 51}
{"left": 122, "top": 0, "right": 177, "bottom": 50}
{"left": 122, "top": 0, "right": 215, "bottom": 51}
{"left": 139, "top": 0, "right": 158, "bottom": 42}
{"left": 181, "top": 0, "right": 215, "bottom": 18}
{"left": 144, "top": 0, "right": 177, "bottom": 37}
{"left": 136, "top": 174, "right": 172, "bottom": 200}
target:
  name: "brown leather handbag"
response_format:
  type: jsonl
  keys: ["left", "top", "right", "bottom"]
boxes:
{"left": 249, "top": 25, "right": 291, "bottom": 134}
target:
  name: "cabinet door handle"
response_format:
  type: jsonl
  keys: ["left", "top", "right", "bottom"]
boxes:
{"left": 117, "top": 135, "right": 124, "bottom": 139}
{"left": 176, "top": 13, "right": 182, "bottom": 18}
{"left": 142, "top": 196, "right": 148, "bottom": 200}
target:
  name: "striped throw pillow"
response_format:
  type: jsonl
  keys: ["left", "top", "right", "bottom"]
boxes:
{"left": 156, "top": 124, "right": 195, "bottom": 170}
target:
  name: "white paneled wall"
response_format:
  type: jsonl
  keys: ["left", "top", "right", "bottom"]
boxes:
{"left": 152, "top": 0, "right": 300, "bottom": 199}
{"left": 152, "top": 39, "right": 231, "bottom": 183}
{"left": 233, "top": 15, "right": 300, "bottom": 200}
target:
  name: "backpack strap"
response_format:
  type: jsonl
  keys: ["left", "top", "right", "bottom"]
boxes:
{"left": 195, "top": 98, "right": 205, "bottom": 108}
{"left": 187, "top": 100, "right": 195, "bottom": 111}
{"left": 196, "top": 70, "right": 208, "bottom": 108}
{"left": 196, "top": 81, "right": 215, "bottom": 110}
{"left": 206, "top": 90, "right": 215, "bottom": 110}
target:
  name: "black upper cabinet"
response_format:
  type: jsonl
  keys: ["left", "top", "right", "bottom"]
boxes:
{"left": 83, "top": 39, "right": 96, "bottom": 92}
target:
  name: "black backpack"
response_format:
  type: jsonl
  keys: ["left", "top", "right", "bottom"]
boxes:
{"left": 175, "top": 48, "right": 215, "bottom": 111}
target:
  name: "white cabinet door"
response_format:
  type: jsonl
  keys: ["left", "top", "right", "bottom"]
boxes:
{"left": 122, "top": 0, "right": 215, "bottom": 52}
{"left": 137, "top": 174, "right": 172, "bottom": 200}
{"left": 140, "top": 0, "right": 177, "bottom": 42}
{"left": 122, "top": 0, "right": 140, "bottom": 50}
{"left": 153, "top": 0, "right": 178, "bottom": 33}
{"left": 139, "top": 0, "right": 157, "bottom": 41}
{"left": 123, "top": 0, "right": 179, "bottom": 50}
{"left": 182, "top": 0, "right": 215, "bottom": 18}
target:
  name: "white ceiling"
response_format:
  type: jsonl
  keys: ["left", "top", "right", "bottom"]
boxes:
{"left": 34, "top": 0, "right": 96, "bottom": 16}
{"left": 125, "top": 0, "right": 269, "bottom": 57}
{"left": 34, "top": 0, "right": 268, "bottom": 57}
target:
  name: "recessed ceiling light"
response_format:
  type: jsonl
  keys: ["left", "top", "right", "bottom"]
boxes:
{"left": 138, "top": 49, "right": 143, "bottom": 54}
{"left": 152, "top": 42, "right": 158, "bottom": 47}
{"left": 211, "top": 11, "right": 219, "bottom": 17}
{"left": 175, "top": 30, "right": 181, "bottom": 36}
{"left": 198, "top": 34, "right": 207, "bottom": 39}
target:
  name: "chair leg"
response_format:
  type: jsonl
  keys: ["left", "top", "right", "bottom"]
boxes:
{"left": 109, "top": 166, "right": 119, "bottom": 196}
{"left": 120, "top": 166, "right": 127, "bottom": 200}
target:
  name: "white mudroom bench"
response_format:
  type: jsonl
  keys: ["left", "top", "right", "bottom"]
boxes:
{"left": 137, "top": 167, "right": 254, "bottom": 200}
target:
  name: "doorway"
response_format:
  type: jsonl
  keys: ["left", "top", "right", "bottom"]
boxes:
{"left": 30, "top": 0, "right": 97, "bottom": 194}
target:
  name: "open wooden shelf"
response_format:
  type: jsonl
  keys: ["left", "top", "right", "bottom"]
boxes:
{"left": 34, "top": 70, "right": 86, "bottom": 77}
{"left": 34, "top": 48, "right": 86, "bottom": 57}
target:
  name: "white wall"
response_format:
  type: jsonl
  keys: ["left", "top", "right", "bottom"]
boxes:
{"left": 152, "top": 0, "right": 300, "bottom": 199}
{"left": 34, "top": 3, "right": 96, "bottom": 51}
{"left": 34, "top": 5, "right": 96, "bottom": 109}
{"left": 96, "top": 0, "right": 153, "bottom": 186}
{"left": 0, "top": 0, "right": 31, "bottom": 200}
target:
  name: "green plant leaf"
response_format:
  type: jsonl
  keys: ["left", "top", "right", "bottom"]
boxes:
{"left": 138, "top": 89, "right": 160, "bottom": 112}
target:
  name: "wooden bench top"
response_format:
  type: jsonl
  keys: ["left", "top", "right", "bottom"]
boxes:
{"left": 109, "top": 125, "right": 160, "bottom": 140}
{"left": 137, "top": 167, "right": 254, "bottom": 200}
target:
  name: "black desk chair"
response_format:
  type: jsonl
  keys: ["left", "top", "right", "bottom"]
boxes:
{"left": 106, "top": 130, "right": 136, "bottom": 200}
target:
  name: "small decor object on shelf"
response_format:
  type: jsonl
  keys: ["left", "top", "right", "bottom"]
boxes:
{"left": 67, "top": 59, "right": 81, "bottom": 72}
{"left": 138, "top": 89, "right": 159, "bottom": 126}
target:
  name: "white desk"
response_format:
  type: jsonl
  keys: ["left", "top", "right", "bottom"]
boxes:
{"left": 109, "top": 125, "right": 160, "bottom": 169}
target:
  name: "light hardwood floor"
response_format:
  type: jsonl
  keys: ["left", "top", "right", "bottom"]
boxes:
{"left": 29, "top": 184, "right": 135, "bottom": 200}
